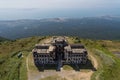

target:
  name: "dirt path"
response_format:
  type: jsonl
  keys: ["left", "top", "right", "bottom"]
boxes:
{"left": 39, "top": 37, "right": 52, "bottom": 44}
{"left": 26, "top": 53, "right": 30, "bottom": 80}
{"left": 27, "top": 37, "right": 98, "bottom": 80}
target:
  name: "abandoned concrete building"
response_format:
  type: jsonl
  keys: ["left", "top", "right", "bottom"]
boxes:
{"left": 32, "top": 37, "right": 88, "bottom": 71}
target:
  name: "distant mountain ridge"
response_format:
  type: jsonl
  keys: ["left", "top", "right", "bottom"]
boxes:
{"left": 0, "top": 36, "right": 8, "bottom": 42}
{"left": 0, "top": 16, "right": 120, "bottom": 40}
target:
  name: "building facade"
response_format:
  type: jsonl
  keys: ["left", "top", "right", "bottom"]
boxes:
{"left": 32, "top": 37, "right": 88, "bottom": 71}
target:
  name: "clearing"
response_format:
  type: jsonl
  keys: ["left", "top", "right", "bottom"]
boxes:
{"left": 26, "top": 37, "right": 98, "bottom": 80}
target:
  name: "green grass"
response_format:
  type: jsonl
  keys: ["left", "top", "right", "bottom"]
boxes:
{"left": 91, "top": 48, "right": 120, "bottom": 80}
{"left": 74, "top": 37, "right": 120, "bottom": 80}
{"left": 0, "top": 36, "right": 46, "bottom": 80}
{"left": 63, "top": 65, "right": 74, "bottom": 70}
{"left": 0, "top": 36, "right": 120, "bottom": 80}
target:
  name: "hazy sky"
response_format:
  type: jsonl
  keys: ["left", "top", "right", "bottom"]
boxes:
{"left": 0, "top": 0, "right": 120, "bottom": 19}
{"left": 0, "top": 0, "right": 119, "bottom": 9}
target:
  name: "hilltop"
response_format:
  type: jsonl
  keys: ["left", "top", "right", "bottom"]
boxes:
{"left": 0, "top": 36, "right": 120, "bottom": 80}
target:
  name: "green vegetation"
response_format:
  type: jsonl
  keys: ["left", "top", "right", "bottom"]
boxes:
{"left": 0, "top": 36, "right": 120, "bottom": 80}
{"left": 1, "top": 18, "right": 120, "bottom": 40}
{"left": 0, "top": 36, "right": 46, "bottom": 80}
{"left": 63, "top": 65, "right": 74, "bottom": 70}
{"left": 73, "top": 37, "right": 120, "bottom": 80}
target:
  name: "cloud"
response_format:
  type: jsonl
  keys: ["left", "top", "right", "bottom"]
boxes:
{"left": 0, "top": 0, "right": 120, "bottom": 20}
{"left": 0, "top": 0, "right": 119, "bottom": 9}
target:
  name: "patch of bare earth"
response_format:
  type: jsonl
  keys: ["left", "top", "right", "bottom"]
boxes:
{"left": 27, "top": 38, "right": 98, "bottom": 80}
{"left": 39, "top": 37, "right": 52, "bottom": 44}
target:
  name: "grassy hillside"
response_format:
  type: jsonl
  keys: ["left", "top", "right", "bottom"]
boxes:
{"left": 72, "top": 37, "right": 120, "bottom": 80}
{"left": 0, "top": 36, "right": 120, "bottom": 80}
{"left": 0, "top": 36, "right": 47, "bottom": 80}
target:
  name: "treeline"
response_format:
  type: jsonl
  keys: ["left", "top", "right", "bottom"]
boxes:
{"left": 0, "top": 17, "right": 120, "bottom": 40}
